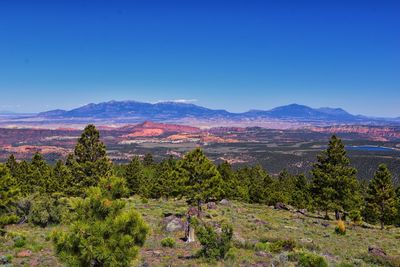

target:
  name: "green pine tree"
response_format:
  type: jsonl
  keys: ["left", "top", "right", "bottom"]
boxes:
{"left": 52, "top": 160, "right": 73, "bottom": 194}
{"left": 311, "top": 135, "right": 360, "bottom": 219}
{"left": 6, "top": 154, "right": 18, "bottom": 177}
{"left": 0, "top": 164, "right": 20, "bottom": 234}
{"left": 26, "top": 153, "right": 55, "bottom": 194}
{"left": 177, "top": 148, "right": 222, "bottom": 213}
{"left": 365, "top": 164, "right": 397, "bottom": 229}
{"left": 247, "top": 165, "right": 273, "bottom": 204}
{"left": 218, "top": 161, "right": 246, "bottom": 200}
{"left": 69, "top": 124, "right": 112, "bottom": 195}
{"left": 124, "top": 156, "right": 144, "bottom": 195}
{"left": 143, "top": 153, "right": 154, "bottom": 167}
{"left": 153, "top": 156, "right": 179, "bottom": 199}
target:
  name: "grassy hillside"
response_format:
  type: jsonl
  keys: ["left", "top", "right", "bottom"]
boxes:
{"left": 1, "top": 197, "right": 400, "bottom": 266}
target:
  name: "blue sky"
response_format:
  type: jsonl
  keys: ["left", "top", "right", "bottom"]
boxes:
{"left": 0, "top": 0, "right": 399, "bottom": 116}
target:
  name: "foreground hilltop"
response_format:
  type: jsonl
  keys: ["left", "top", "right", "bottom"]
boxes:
{"left": 2, "top": 197, "right": 400, "bottom": 266}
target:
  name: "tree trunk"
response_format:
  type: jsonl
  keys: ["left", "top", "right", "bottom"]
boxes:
{"left": 185, "top": 215, "right": 195, "bottom": 243}
{"left": 324, "top": 210, "right": 330, "bottom": 220}
{"left": 197, "top": 199, "right": 202, "bottom": 217}
{"left": 380, "top": 202, "right": 385, "bottom": 230}
{"left": 335, "top": 210, "right": 340, "bottom": 221}
{"left": 187, "top": 226, "right": 195, "bottom": 243}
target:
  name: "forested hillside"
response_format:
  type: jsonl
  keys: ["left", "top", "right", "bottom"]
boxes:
{"left": 1, "top": 125, "right": 400, "bottom": 266}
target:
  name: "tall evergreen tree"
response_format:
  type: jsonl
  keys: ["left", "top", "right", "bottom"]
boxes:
{"left": 365, "top": 164, "right": 397, "bottom": 229}
{"left": 6, "top": 154, "right": 18, "bottom": 177}
{"left": 69, "top": 124, "right": 112, "bottom": 195}
{"left": 311, "top": 135, "right": 360, "bottom": 219}
{"left": 0, "top": 164, "right": 20, "bottom": 234}
{"left": 124, "top": 156, "right": 144, "bottom": 195}
{"left": 290, "top": 174, "right": 312, "bottom": 209}
{"left": 26, "top": 152, "right": 54, "bottom": 194}
{"left": 74, "top": 124, "right": 108, "bottom": 164}
{"left": 247, "top": 165, "right": 273, "bottom": 204}
{"left": 153, "top": 156, "right": 179, "bottom": 199}
{"left": 143, "top": 153, "right": 154, "bottom": 167}
{"left": 52, "top": 160, "right": 73, "bottom": 194}
{"left": 177, "top": 148, "right": 222, "bottom": 213}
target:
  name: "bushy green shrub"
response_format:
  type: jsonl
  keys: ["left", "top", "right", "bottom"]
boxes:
{"left": 349, "top": 210, "right": 362, "bottom": 223}
{"left": 195, "top": 222, "right": 233, "bottom": 260}
{"left": 0, "top": 214, "right": 19, "bottom": 226}
{"left": 52, "top": 176, "right": 148, "bottom": 267}
{"left": 269, "top": 239, "right": 296, "bottom": 253}
{"left": 161, "top": 237, "right": 176, "bottom": 248}
{"left": 254, "top": 242, "right": 270, "bottom": 252}
{"left": 28, "top": 195, "right": 64, "bottom": 227}
{"left": 298, "top": 252, "right": 328, "bottom": 267}
{"left": 224, "top": 247, "right": 237, "bottom": 261}
{"left": 13, "top": 235, "right": 26, "bottom": 248}
{"left": 336, "top": 263, "right": 355, "bottom": 267}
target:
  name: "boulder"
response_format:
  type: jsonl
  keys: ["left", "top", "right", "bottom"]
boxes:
{"left": 368, "top": 247, "right": 387, "bottom": 257}
{"left": 297, "top": 209, "right": 307, "bottom": 215}
{"left": 274, "top": 202, "right": 289, "bottom": 210}
{"left": 219, "top": 199, "right": 230, "bottom": 206}
{"left": 207, "top": 202, "right": 217, "bottom": 209}
{"left": 321, "top": 222, "right": 330, "bottom": 228}
{"left": 0, "top": 255, "right": 11, "bottom": 264}
{"left": 16, "top": 250, "right": 32, "bottom": 258}
{"left": 165, "top": 217, "right": 184, "bottom": 232}
{"left": 361, "top": 222, "right": 375, "bottom": 229}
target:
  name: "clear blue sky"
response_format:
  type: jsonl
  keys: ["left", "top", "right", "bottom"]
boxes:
{"left": 0, "top": 0, "right": 399, "bottom": 116}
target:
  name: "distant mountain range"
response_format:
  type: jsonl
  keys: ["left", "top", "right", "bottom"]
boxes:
{"left": 1, "top": 100, "right": 399, "bottom": 127}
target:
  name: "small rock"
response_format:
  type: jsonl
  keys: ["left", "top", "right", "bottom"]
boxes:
{"left": 321, "top": 222, "right": 330, "bottom": 227}
{"left": 368, "top": 247, "right": 387, "bottom": 257}
{"left": 219, "top": 199, "right": 230, "bottom": 206}
{"left": 300, "top": 238, "right": 313, "bottom": 243}
{"left": 187, "top": 206, "right": 201, "bottom": 216}
{"left": 254, "top": 219, "right": 268, "bottom": 225}
{"left": 17, "top": 250, "right": 32, "bottom": 258}
{"left": 323, "top": 233, "right": 330, "bottom": 238}
{"left": 152, "top": 250, "right": 163, "bottom": 257}
{"left": 207, "top": 202, "right": 217, "bottom": 209}
{"left": 361, "top": 222, "right": 375, "bottom": 229}
{"left": 165, "top": 218, "right": 184, "bottom": 232}
{"left": 284, "top": 226, "right": 298, "bottom": 230}
{"left": 233, "top": 233, "right": 245, "bottom": 245}
{"left": 297, "top": 209, "right": 307, "bottom": 215}
{"left": 29, "top": 258, "right": 40, "bottom": 267}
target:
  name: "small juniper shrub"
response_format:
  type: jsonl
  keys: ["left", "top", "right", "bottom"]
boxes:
{"left": 297, "top": 252, "right": 328, "bottom": 267}
{"left": 195, "top": 220, "right": 233, "bottom": 260}
{"left": 269, "top": 239, "right": 296, "bottom": 253}
{"left": 254, "top": 242, "right": 270, "bottom": 252}
{"left": 161, "top": 237, "right": 176, "bottom": 248}
{"left": 349, "top": 210, "right": 362, "bottom": 224}
{"left": 13, "top": 234, "right": 26, "bottom": 248}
